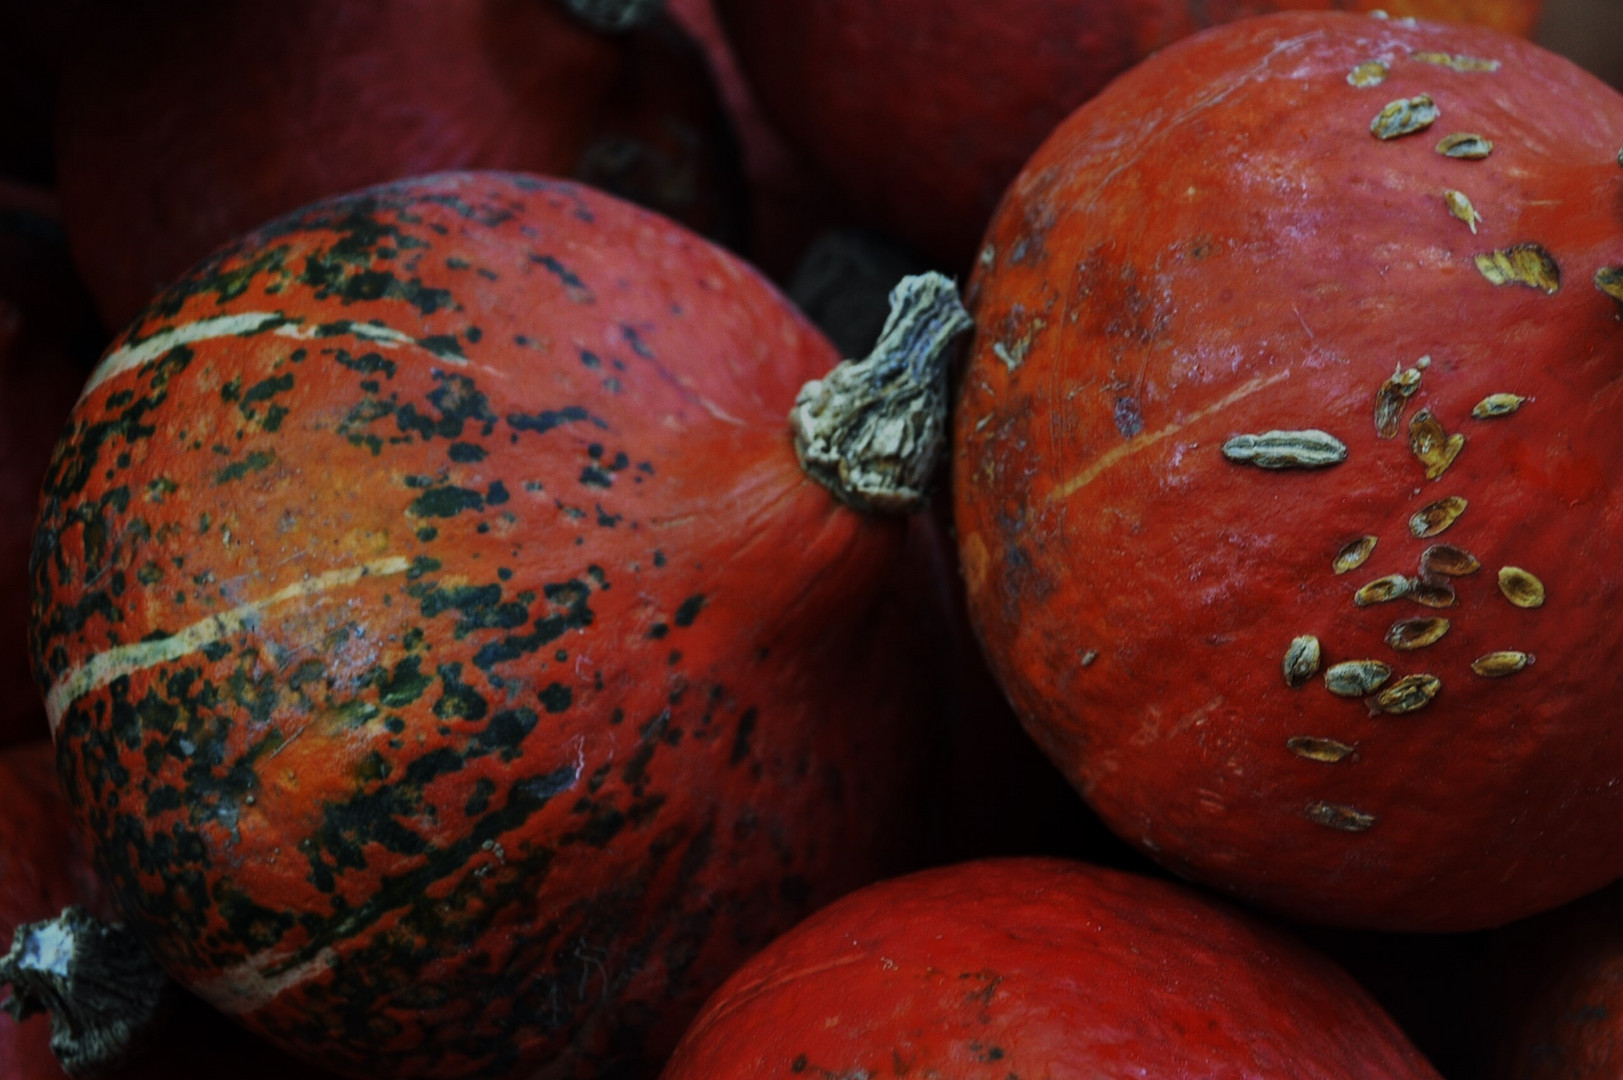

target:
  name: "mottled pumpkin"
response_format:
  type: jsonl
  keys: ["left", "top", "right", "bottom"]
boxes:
{"left": 661, "top": 858, "right": 1441, "bottom": 1079}
{"left": 953, "top": 12, "right": 1623, "bottom": 931}
{"left": 30, "top": 172, "right": 933, "bottom": 1078}
{"left": 716, "top": 0, "right": 1544, "bottom": 269}
{"left": 54, "top": 0, "right": 744, "bottom": 328}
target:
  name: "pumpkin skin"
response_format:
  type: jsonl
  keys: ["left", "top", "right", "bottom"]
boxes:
{"left": 661, "top": 857, "right": 1441, "bottom": 1079}
{"left": 953, "top": 11, "right": 1623, "bottom": 931}
{"left": 29, "top": 172, "right": 933, "bottom": 1078}
{"left": 53, "top": 0, "right": 744, "bottom": 329}
{"left": 715, "top": 0, "right": 1545, "bottom": 270}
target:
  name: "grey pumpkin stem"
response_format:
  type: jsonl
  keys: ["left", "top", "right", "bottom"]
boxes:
{"left": 790, "top": 272, "right": 974, "bottom": 514}
{"left": 555, "top": 0, "right": 666, "bottom": 32}
{"left": 0, "top": 906, "right": 170, "bottom": 1078}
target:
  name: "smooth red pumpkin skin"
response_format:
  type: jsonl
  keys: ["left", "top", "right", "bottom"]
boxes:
{"left": 0, "top": 182, "right": 102, "bottom": 747}
{"left": 715, "top": 0, "right": 1544, "bottom": 270}
{"left": 953, "top": 12, "right": 1623, "bottom": 931}
{"left": 30, "top": 172, "right": 932, "bottom": 1078}
{"left": 53, "top": 0, "right": 744, "bottom": 329}
{"left": 661, "top": 858, "right": 1441, "bottom": 1079}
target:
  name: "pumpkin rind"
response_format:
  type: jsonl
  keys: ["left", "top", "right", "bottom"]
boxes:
{"left": 30, "top": 172, "right": 931, "bottom": 1078}
{"left": 661, "top": 858, "right": 1442, "bottom": 1079}
{"left": 953, "top": 12, "right": 1623, "bottom": 931}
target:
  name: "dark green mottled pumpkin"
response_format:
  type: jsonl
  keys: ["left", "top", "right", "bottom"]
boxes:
{"left": 28, "top": 172, "right": 933, "bottom": 1079}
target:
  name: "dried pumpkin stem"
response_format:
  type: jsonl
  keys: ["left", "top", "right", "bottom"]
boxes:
{"left": 0, "top": 906, "right": 170, "bottom": 1078}
{"left": 555, "top": 0, "right": 666, "bottom": 32}
{"left": 789, "top": 272, "right": 973, "bottom": 514}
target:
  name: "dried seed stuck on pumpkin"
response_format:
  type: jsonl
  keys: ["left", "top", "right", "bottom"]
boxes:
{"left": 1411, "top": 51, "right": 1501, "bottom": 72}
{"left": 1472, "top": 393, "right": 1527, "bottom": 418}
{"left": 1597, "top": 267, "right": 1623, "bottom": 305}
{"left": 1443, "top": 189, "right": 1482, "bottom": 233}
{"left": 1419, "top": 544, "right": 1480, "bottom": 577}
{"left": 1284, "top": 635, "right": 1323, "bottom": 687}
{"left": 1436, "top": 132, "right": 1494, "bottom": 159}
{"left": 1355, "top": 574, "right": 1413, "bottom": 606}
{"left": 1386, "top": 616, "right": 1451, "bottom": 650}
{"left": 1408, "top": 580, "right": 1457, "bottom": 608}
{"left": 1325, "top": 659, "right": 1393, "bottom": 696}
{"left": 1372, "top": 94, "right": 1439, "bottom": 139}
{"left": 1472, "top": 651, "right": 1534, "bottom": 677}
{"left": 1288, "top": 737, "right": 1357, "bottom": 763}
{"left": 1497, "top": 566, "right": 1546, "bottom": 608}
{"left": 1408, "top": 408, "right": 1464, "bottom": 480}
{"left": 1348, "top": 59, "right": 1390, "bottom": 87}
{"left": 1372, "top": 673, "right": 1441, "bottom": 714}
{"left": 1305, "top": 801, "right": 1377, "bottom": 831}
{"left": 1374, "top": 365, "right": 1422, "bottom": 438}
{"left": 1475, "top": 243, "right": 1561, "bottom": 293}
{"left": 1333, "top": 535, "right": 1378, "bottom": 575}
{"left": 1410, "top": 495, "right": 1467, "bottom": 537}
{"left": 1221, "top": 429, "right": 1348, "bottom": 469}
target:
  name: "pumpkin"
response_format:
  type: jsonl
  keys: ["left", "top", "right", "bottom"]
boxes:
{"left": 660, "top": 857, "right": 1442, "bottom": 1079}
{"left": 953, "top": 11, "right": 1623, "bottom": 931}
{"left": 52, "top": 0, "right": 744, "bottom": 329}
{"left": 28, "top": 171, "right": 965, "bottom": 1078}
{"left": 714, "top": 0, "right": 1545, "bottom": 270}
{"left": 0, "top": 181, "right": 102, "bottom": 747}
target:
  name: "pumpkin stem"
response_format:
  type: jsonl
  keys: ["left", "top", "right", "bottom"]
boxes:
{"left": 556, "top": 0, "right": 666, "bottom": 32}
{"left": 790, "top": 272, "right": 973, "bottom": 513}
{"left": 0, "top": 906, "right": 170, "bottom": 1078}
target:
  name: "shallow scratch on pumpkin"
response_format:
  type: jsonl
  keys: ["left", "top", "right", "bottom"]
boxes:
{"left": 84, "top": 312, "right": 465, "bottom": 397}
{"left": 45, "top": 555, "right": 412, "bottom": 735}
{"left": 193, "top": 946, "right": 339, "bottom": 1015}
{"left": 1048, "top": 369, "right": 1292, "bottom": 504}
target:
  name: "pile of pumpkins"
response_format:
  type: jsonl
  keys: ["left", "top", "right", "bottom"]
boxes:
{"left": 3, "top": 0, "right": 1623, "bottom": 1077}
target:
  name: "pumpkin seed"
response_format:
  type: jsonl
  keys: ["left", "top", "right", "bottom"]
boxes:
{"left": 1436, "top": 132, "right": 1493, "bottom": 159}
{"left": 1412, "top": 51, "right": 1501, "bottom": 72}
{"left": 1374, "top": 365, "right": 1422, "bottom": 438}
{"left": 1597, "top": 267, "right": 1623, "bottom": 305}
{"left": 1354, "top": 574, "right": 1412, "bottom": 606}
{"left": 1443, "top": 189, "right": 1482, "bottom": 233}
{"left": 1497, "top": 566, "right": 1546, "bottom": 608}
{"left": 1348, "top": 59, "right": 1390, "bottom": 87}
{"left": 1474, "top": 243, "right": 1561, "bottom": 294}
{"left": 1333, "top": 535, "right": 1378, "bottom": 575}
{"left": 1408, "top": 408, "right": 1464, "bottom": 480}
{"left": 1288, "top": 737, "right": 1357, "bottom": 763}
{"left": 1222, "top": 429, "right": 1348, "bottom": 469}
{"left": 1410, "top": 495, "right": 1467, "bottom": 537}
{"left": 1419, "top": 544, "right": 1480, "bottom": 577}
{"left": 1386, "top": 616, "right": 1451, "bottom": 650}
{"left": 1283, "top": 635, "right": 1323, "bottom": 688}
{"left": 1408, "top": 580, "right": 1457, "bottom": 608}
{"left": 1325, "top": 659, "right": 1393, "bottom": 697}
{"left": 1372, "top": 95, "right": 1439, "bottom": 139}
{"left": 1372, "top": 673, "right": 1441, "bottom": 714}
{"left": 1471, "top": 393, "right": 1526, "bottom": 418}
{"left": 1305, "top": 801, "right": 1377, "bottom": 832}
{"left": 1472, "top": 651, "right": 1534, "bottom": 677}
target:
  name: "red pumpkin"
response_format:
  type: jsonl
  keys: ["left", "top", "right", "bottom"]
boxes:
{"left": 53, "top": 0, "right": 743, "bottom": 329}
{"left": 715, "top": 0, "right": 1545, "bottom": 270}
{"left": 29, "top": 171, "right": 946, "bottom": 1078}
{"left": 953, "top": 11, "right": 1623, "bottom": 931}
{"left": 0, "top": 181, "right": 102, "bottom": 747}
{"left": 661, "top": 857, "right": 1441, "bottom": 1079}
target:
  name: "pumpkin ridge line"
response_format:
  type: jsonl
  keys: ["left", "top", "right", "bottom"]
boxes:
{"left": 44, "top": 555, "right": 413, "bottom": 734}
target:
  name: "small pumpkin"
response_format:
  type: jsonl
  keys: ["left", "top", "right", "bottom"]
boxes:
{"left": 660, "top": 857, "right": 1442, "bottom": 1079}
{"left": 953, "top": 11, "right": 1623, "bottom": 931}
{"left": 53, "top": 0, "right": 744, "bottom": 328}
{"left": 30, "top": 171, "right": 966, "bottom": 1078}
{"left": 715, "top": 0, "right": 1545, "bottom": 269}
